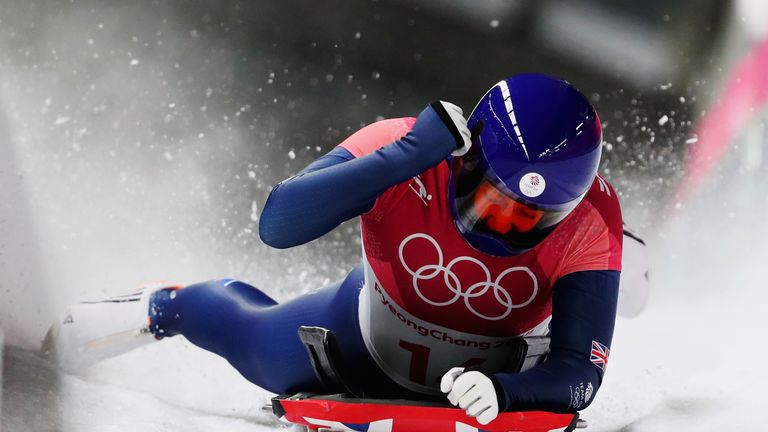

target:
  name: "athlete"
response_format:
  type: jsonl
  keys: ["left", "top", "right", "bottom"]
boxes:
{"left": 49, "top": 74, "right": 624, "bottom": 426}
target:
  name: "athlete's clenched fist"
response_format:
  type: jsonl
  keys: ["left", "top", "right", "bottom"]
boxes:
{"left": 440, "top": 367, "right": 499, "bottom": 425}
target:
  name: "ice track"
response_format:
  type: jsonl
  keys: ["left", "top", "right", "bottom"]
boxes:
{"left": 2, "top": 340, "right": 281, "bottom": 432}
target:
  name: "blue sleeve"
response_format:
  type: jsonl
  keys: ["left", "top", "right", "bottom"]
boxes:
{"left": 493, "top": 270, "right": 619, "bottom": 412}
{"left": 258, "top": 104, "right": 460, "bottom": 249}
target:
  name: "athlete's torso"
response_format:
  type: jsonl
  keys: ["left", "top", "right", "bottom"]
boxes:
{"left": 341, "top": 118, "right": 622, "bottom": 394}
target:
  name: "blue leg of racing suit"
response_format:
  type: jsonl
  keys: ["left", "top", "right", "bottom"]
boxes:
{"left": 150, "top": 265, "right": 377, "bottom": 395}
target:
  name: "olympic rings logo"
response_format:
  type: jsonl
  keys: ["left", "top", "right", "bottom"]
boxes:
{"left": 398, "top": 233, "right": 538, "bottom": 321}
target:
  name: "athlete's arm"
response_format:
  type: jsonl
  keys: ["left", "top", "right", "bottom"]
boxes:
{"left": 259, "top": 102, "right": 468, "bottom": 249}
{"left": 493, "top": 269, "right": 619, "bottom": 412}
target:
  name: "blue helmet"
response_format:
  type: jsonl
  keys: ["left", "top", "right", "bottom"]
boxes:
{"left": 450, "top": 74, "right": 602, "bottom": 255}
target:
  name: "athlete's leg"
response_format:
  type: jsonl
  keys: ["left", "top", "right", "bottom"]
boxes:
{"left": 150, "top": 266, "right": 371, "bottom": 395}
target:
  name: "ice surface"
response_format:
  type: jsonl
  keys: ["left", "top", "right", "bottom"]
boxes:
{"left": 2, "top": 341, "right": 282, "bottom": 432}
{"left": 585, "top": 284, "right": 768, "bottom": 430}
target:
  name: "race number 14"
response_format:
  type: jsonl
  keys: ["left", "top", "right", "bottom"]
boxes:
{"left": 398, "top": 340, "right": 486, "bottom": 385}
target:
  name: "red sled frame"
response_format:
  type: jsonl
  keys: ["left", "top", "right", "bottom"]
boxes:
{"left": 272, "top": 393, "right": 585, "bottom": 432}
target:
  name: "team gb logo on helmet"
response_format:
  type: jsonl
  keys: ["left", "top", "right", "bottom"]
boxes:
{"left": 398, "top": 233, "right": 538, "bottom": 321}
{"left": 519, "top": 172, "right": 546, "bottom": 198}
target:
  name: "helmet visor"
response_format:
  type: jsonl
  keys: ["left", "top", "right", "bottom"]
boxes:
{"left": 472, "top": 180, "right": 545, "bottom": 234}
{"left": 452, "top": 157, "right": 576, "bottom": 252}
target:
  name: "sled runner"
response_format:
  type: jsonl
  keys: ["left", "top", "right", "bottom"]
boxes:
{"left": 271, "top": 393, "right": 584, "bottom": 432}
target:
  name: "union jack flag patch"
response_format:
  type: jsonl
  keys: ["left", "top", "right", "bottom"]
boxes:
{"left": 590, "top": 340, "right": 610, "bottom": 371}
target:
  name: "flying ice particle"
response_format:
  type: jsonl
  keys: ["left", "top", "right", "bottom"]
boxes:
{"left": 129, "top": 59, "right": 139, "bottom": 66}
{"left": 250, "top": 201, "right": 259, "bottom": 222}
{"left": 490, "top": 19, "right": 500, "bottom": 28}
{"left": 288, "top": 150, "right": 296, "bottom": 160}
{"left": 658, "top": 115, "right": 669, "bottom": 126}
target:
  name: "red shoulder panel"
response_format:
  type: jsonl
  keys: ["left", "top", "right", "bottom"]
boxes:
{"left": 557, "top": 174, "right": 623, "bottom": 276}
{"left": 338, "top": 118, "right": 416, "bottom": 158}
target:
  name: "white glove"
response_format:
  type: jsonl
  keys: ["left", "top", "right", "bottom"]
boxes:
{"left": 437, "top": 101, "right": 472, "bottom": 157}
{"left": 440, "top": 367, "right": 499, "bottom": 425}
